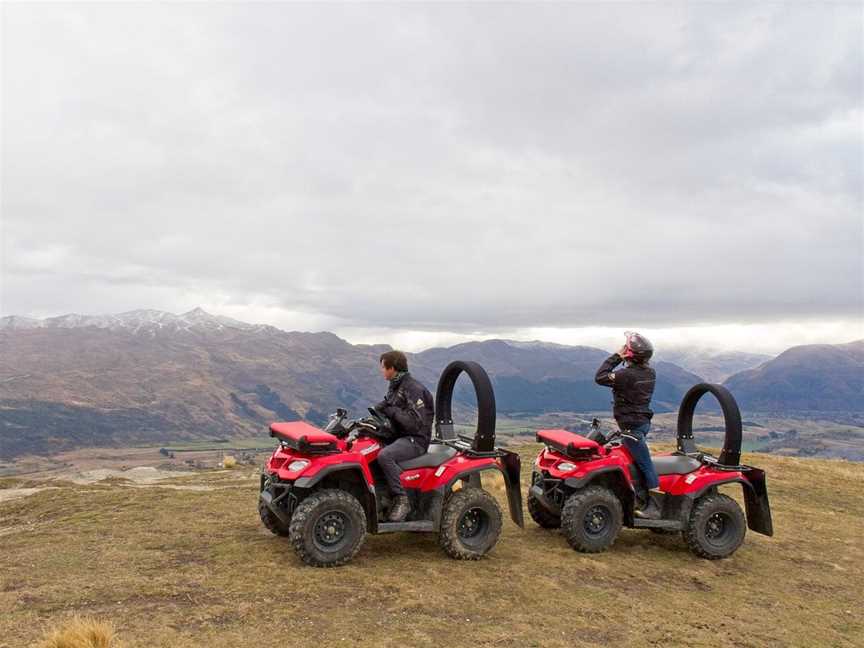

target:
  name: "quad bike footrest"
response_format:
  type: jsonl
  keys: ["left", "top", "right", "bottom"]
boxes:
{"left": 377, "top": 520, "right": 435, "bottom": 534}
{"left": 632, "top": 518, "right": 683, "bottom": 531}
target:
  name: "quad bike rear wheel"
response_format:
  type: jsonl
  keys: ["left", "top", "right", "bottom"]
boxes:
{"left": 684, "top": 493, "right": 746, "bottom": 559}
{"left": 289, "top": 489, "right": 367, "bottom": 567}
{"left": 561, "top": 486, "right": 622, "bottom": 553}
{"left": 259, "top": 498, "right": 291, "bottom": 536}
{"left": 439, "top": 487, "right": 503, "bottom": 560}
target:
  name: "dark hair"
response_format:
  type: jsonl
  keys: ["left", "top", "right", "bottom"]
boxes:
{"left": 379, "top": 350, "right": 408, "bottom": 372}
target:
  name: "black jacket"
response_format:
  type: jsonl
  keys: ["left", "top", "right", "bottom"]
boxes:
{"left": 594, "top": 353, "right": 656, "bottom": 428}
{"left": 376, "top": 373, "right": 434, "bottom": 447}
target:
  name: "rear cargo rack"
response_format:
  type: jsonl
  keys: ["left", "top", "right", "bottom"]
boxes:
{"left": 535, "top": 429, "right": 601, "bottom": 460}
{"left": 443, "top": 436, "right": 506, "bottom": 459}
{"left": 269, "top": 423, "right": 340, "bottom": 455}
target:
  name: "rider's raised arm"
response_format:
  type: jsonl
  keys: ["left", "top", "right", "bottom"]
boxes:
{"left": 595, "top": 353, "right": 623, "bottom": 387}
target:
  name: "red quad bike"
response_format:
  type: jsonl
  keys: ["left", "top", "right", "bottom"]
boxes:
{"left": 528, "top": 383, "right": 774, "bottom": 559}
{"left": 258, "top": 361, "right": 524, "bottom": 567}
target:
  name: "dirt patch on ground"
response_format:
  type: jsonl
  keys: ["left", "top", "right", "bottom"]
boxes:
{"left": 1, "top": 467, "right": 246, "bottom": 499}
{"left": 55, "top": 466, "right": 181, "bottom": 485}
{"left": 0, "top": 486, "right": 60, "bottom": 503}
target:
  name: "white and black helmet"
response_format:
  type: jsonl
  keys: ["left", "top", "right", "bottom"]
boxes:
{"left": 623, "top": 331, "right": 654, "bottom": 362}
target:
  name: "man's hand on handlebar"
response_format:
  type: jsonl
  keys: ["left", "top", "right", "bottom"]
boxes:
{"left": 603, "top": 430, "right": 622, "bottom": 446}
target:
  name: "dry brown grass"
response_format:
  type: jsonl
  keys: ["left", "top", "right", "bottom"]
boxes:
{"left": 38, "top": 616, "right": 120, "bottom": 648}
{"left": 1, "top": 445, "right": 862, "bottom": 648}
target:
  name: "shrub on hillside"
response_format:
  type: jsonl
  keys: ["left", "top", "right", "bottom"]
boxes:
{"left": 40, "top": 616, "right": 120, "bottom": 648}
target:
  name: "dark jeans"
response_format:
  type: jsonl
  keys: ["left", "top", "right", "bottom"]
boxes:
{"left": 621, "top": 422, "right": 660, "bottom": 491}
{"left": 377, "top": 436, "right": 425, "bottom": 497}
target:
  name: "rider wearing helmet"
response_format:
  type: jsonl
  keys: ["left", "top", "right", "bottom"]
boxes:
{"left": 374, "top": 350, "right": 434, "bottom": 522}
{"left": 594, "top": 332, "right": 660, "bottom": 519}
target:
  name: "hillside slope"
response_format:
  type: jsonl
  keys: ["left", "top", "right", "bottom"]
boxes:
{"left": 1, "top": 446, "right": 861, "bottom": 648}
{"left": 413, "top": 339, "right": 703, "bottom": 414}
{"left": 724, "top": 340, "right": 864, "bottom": 412}
{"left": 0, "top": 312, "right": 701, "bottom": 458}
{"left": 0, "top": 323, "right": 387, "bottom": 457}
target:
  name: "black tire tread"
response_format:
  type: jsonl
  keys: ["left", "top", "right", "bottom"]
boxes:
{"left": 561, "top": 485, "right": 623, "bottom": 553}
{"left": 684, "top": 493, "right": 746, "bottom": 560}
{"left": 258, "top": 498, "right": 291, "bottom": 537}
{"left": 288, "top": 489, "right": 367, "bottom": 568}
{"left": 527, "top": 492, "right": 561, "bottom": 529}
{"left": 439, "top": 488, "right": 503, "bottom": 560}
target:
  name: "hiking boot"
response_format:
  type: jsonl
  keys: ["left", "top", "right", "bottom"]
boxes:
{"left": 635, "top": 497, "right": 662, "bottom": 520}
{"left": 388, "top": 495, "right": 411, "bottom": 522}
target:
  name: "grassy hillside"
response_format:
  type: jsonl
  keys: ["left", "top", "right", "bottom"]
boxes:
{"left": 1, "top": 445, "right": 862, "bottom": 648}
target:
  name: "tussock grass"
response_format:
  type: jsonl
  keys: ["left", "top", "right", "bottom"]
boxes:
{"left": 221, "top": 456, "right": 237, "bottom": 469}
{"left": 39, "top": 616, "right": 120, "bottom": 648}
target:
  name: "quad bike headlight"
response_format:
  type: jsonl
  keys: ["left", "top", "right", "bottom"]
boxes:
{"left": 557, "top": 461, "right": 578, "bottom": 473}
{"left": 287, "top": 459, "right": 310, "bottom": 473}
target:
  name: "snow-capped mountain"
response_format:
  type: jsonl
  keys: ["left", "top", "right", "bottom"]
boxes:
{"left": 0, "top": 307, "right": 273, "bottom": 336}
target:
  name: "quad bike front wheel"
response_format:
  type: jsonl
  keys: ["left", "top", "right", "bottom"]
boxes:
{"left": 527, "top": 475, "right": 561, "bottom": 529}
{"left": 684, "top": 493, "right": 746, "bottom": 559}
{"left": 528, "top": 492, "right": 561, "bottom": 529}
{"left": 439, "top": 488, "right": 503, "bottom": 560}
{"left": 289, "top": 489, "right": 367, "bottom": 567}
{"left": 561, "top": 486, "right": 623, "bottom": 553}
{"left": 259, "top": 498, "right": 291, "bottom": 536}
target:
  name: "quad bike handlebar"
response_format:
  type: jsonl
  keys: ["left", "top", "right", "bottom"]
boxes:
{"left": 584, "top": 418, "right": 623, "bottom": 448}
{"left": 323, "top": 409, "right": 352, "bottom": 437}
{"left": 322, "top": 407, "right": 395, "bottom": 451}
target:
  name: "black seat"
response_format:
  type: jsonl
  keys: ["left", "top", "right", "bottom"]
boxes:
{"left": 399, "top": 443, "right": 458, "bottom": 470}
{"left": 652, "top": 454, "right": 702, "bottom": 476}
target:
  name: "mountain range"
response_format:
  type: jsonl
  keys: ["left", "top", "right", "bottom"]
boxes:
{"left": 1, "top": 308, "right": 861, "bottom": 458}
{"left": 656, "top": 348, "right": 772, "bottom": 383}
{"left": 724, "top": 339, "right": 864, "bottom": 412}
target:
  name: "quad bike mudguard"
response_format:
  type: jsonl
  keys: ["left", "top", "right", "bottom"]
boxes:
{"left": 499, "top": 449, "right": 525, "bottom": 528}
{"left": 741, "top": 467, "right": 773, "bottom": 536}
{"left": 435, "top": 360, "right": 524, "bottom": 527}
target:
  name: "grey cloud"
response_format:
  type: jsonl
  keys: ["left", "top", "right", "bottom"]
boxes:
{"left": 1, "top": 3, "right": 861, "bottom": 330}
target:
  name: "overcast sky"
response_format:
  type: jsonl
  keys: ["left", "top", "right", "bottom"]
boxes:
{"left": 2, "top": 3, "right": 862, "bottom": 353}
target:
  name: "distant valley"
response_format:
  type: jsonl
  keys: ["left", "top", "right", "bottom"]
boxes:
{"left": 656, "top": 348, "right": 772, "bottom": 383}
